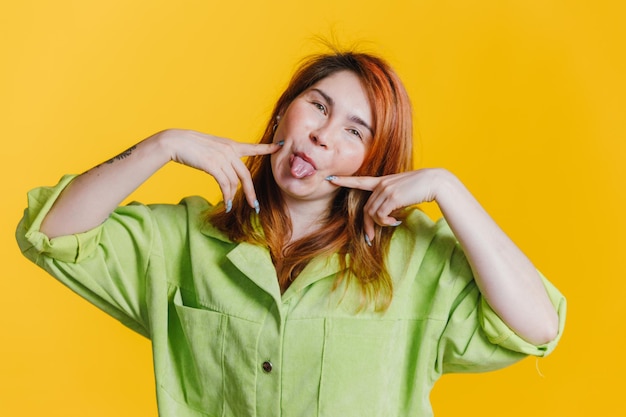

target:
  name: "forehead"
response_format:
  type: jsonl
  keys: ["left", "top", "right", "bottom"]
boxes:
{"left": 307, "top": 70, "right": 373, "bottom": 121}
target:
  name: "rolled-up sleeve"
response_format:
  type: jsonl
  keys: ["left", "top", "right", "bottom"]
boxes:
{"left": 479, "top": 271, "right": 566, "bottom": 357}
{"left": 19, "top": 175, "right": 104, "bottom": 263}
{"left": 428, "top": 221, "right": 566, "bottom": 375}
{"left": 16, "top": 175, "right": 160, "bottom": 338}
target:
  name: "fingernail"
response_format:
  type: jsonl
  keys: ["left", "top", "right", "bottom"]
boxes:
{"left": 225, "top": 199, "right": 232, "bottom": 213}
{"left": 391, "top": 220, "right": 402, "bottom": 227}
{"left": 364, "top": 234, "right": 372, "bottom": 247}
{"left": 325, "top": 175, "right": 337, "bottom": 181}
{"left": 254, "top": 200, "right": 260, "bottom": 214}
{"left": 277, "top": 140, "right": 284, "bottom": 146}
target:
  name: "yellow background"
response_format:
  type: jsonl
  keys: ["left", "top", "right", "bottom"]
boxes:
{"left": 2, "top": 1, "right": 624, "bottom": 416}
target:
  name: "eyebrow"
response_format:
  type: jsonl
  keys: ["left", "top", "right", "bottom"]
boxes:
{"left": 311, "top": 88, "right": 374, "bottom": 137}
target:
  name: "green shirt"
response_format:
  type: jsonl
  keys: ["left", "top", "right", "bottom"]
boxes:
{"left": 16, "top": 175, "right": 566, "bottom": 417}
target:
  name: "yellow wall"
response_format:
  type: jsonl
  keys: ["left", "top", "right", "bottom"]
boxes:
{"left": 2, "top": 1, "right": 624, "bottom": 416}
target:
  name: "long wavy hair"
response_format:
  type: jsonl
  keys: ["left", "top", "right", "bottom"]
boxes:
{"left": 209, "top": 50, "right": 413, "bottom": 311}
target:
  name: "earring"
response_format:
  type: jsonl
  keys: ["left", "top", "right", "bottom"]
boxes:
{"left": 272, "top": 115, "right": 281, "bottom": 132}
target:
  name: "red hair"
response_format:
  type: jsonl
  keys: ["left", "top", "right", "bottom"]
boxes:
{"left": 209, "top": 50, "right": 413, "bottom": 311}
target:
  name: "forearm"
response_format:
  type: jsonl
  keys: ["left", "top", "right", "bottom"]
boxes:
{"left": 40, "top": 131, "right": 172, "bottom": 238}
{"left": 434, "top": 170, "right": 559, "bottom": 345}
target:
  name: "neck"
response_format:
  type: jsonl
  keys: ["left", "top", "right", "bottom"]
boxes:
{"left": 282, "top": 195, "right": 331, "bottom": 244}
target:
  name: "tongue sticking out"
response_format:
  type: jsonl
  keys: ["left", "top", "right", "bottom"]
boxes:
{"left": 290, "top": 155, "right": 316, "bottom": 179}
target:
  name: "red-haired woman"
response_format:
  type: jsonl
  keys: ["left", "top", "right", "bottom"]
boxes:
{"left": 17, "top": 51, "right": 565, "bottom": 417}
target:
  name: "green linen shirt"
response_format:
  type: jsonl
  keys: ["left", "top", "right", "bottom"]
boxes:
{"left": 16, "top": 175, "right": 566, "bottom": 417}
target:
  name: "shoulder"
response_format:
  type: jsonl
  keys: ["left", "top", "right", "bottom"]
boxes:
{"left": 151, "top": 196, "right": 231, "bottom": 243}
{"left": 388, "top": 208, "right": 467, "bottom": 283}
{"left": 112, "top": 196, "right": 221, "bottom": 241}
{"left": 146, "top": 195, "right": 213, "bottom": 213}
{"left": 394, "top": 208, "right": 457, "bottom": 247}
{"left": 385, "top": 209, "right": 474, "bottom": 321}
{"left": 144, "top": 195, "right": 214, "bottom": 219}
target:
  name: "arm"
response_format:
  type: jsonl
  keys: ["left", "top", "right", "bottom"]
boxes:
{"left": 41, "top": 129, "right": 281, "bottom": 238}
{"left": 327, "top": 168, "right": 559, "bottom": 346}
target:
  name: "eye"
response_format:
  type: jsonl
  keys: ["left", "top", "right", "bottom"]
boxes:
{"left": 348, "top": 128, "right": 363, "bottom": 140}
{"left": 312, "top": 101, "right": 327, "bottom": 115}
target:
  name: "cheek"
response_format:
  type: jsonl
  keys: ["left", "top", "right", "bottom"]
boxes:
{"left": 270, "top": 151, "right": 283, "bottom": 173}
{"left": 281, "top": 104, "right": 310, "bottom": 131}
{"left": 336, "top": 146, "right": 367, "bottom": 174}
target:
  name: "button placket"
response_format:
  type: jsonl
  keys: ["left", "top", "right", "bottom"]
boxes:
{"left": 254, "top": 303, "right": 282, "bottom": 416}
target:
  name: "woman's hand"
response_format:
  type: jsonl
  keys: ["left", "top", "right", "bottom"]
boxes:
{"left": 159, "top": 129, "right": 281, "bottom": 211}
{"left": 41, "top": 129, "right": 280, "bottom": 238}
{"left": 328, "top": 168, "right": 559, "bottom": 345}
{"left": 327, "top": 168, "right": 447, "bottom": 242}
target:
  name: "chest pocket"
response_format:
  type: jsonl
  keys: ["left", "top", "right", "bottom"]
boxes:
{"left": 160, "top": 287, "right": 260, "bottom": 417}
{"left": 319, "top": 318, "right": 403, "bottom": 417}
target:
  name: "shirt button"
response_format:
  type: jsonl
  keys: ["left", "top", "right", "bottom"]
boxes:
{"left": 262, "top": 361, "right": 273, "bottom": 373}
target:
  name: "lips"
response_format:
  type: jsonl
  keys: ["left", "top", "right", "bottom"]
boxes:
{"left": 289, "top": 153, "right": 317, "bottom": 179}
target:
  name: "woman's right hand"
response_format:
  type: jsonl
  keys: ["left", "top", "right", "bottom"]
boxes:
{"left": 41, "top": 129, "right": 280, "bottom": 238}
{"left": 159, "top": 129, "right": 282, "bottom": 212}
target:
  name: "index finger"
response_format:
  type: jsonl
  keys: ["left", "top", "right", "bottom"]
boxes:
{"left": 238, "top": 142, "right": 283, "bottom": 157}
{"left": 326, "top": 175, "right": 381, "bottom": 191}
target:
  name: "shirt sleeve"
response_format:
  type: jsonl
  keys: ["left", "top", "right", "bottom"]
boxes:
{"left": 15, "top": 175, "right": 170, "bottom": 338}
{"left": 429, "top": 220, "right": 566, "bottom": 375}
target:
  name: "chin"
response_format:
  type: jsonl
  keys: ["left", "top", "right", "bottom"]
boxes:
{"left": 278, "top": 179, "right": 334, "bottom": 202}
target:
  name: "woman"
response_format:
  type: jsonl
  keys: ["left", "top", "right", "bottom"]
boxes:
{"left": 17, "top": 50, "right": 565, "bottom": 416}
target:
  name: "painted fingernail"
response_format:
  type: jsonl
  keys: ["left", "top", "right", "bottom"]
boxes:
{"left": 225, "top": 199, "right": 232, "bottom": 213}
{"left": 391, "top": 220, "right": 402, "bottom": 226}
{"left": 277, "top": 140, "right": 285, "bottom": 146}
{"left": 254, "top": 199, "right": 260, "bottom": 214}
{"left": 325, "top": 175, "right": 337, "bottom": 181}
{"left": 364, "top": 234, "right": 372, "bottom": 247}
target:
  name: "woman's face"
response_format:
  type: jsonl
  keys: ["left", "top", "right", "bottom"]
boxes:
{"left": 271, "top": 70, "right": 373, "bottom": 205}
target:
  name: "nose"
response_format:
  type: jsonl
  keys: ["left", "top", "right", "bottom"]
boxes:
{"left": 310, "top": 124, "right": 331, "bottom": 149}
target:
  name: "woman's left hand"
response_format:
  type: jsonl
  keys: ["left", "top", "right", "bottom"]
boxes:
{"left": 329, "top": 168, "right": 560, "bottom": 345}
{"left": 327, "top": 168, "right": 447, "bottom": 242}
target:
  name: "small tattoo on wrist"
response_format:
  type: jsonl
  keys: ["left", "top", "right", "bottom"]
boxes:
{"left": 96, "top": 145, "right": 137, "bottom": 168}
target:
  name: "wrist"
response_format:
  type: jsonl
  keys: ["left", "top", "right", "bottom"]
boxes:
{"left": 429, "top": 168, "right": 464, "bottom": 205}
{"left": 148, "top": 129, "right": 179, "bottom": 163}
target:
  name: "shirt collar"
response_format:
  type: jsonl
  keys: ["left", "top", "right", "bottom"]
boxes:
{"left": 199, "top": 215, "right": 347, "bottom": 303}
